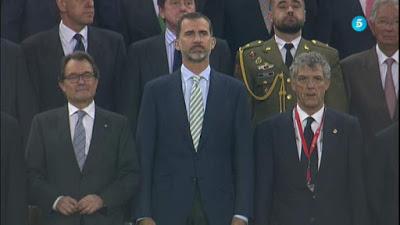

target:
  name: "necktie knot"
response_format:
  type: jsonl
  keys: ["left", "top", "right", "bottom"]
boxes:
{"left": 192, "top": 75, "right": 201, "bottom": 86}
{"left": 305, "top": 116, "right": 314, "bottom": 128}
{"left": 284, "top": 43, "right": 294, "bottom": 51}
{"left": 385, "top": 57, "right": 395, "bottom": 67}
{"left": 73, "top": 33, "right": 85, "bottom": 52}
{"left": 76, "top": 110, "right": 86, "bottom": 121}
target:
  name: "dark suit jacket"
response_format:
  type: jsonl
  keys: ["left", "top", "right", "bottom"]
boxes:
{"left": 136, "top": 69, "right": 254, "bottom": 225}
{"left": 21, "top": 26, "right": 126, "bottom": 112}
{"left": 1, "top": 38, "right": 38, "bottom": 145}
{"left": 0, "top": 112, "right": 28, "bottom": 225}
{"left": 120, "top": 0, "right": 161, "bottom": 45}
{"left": 26, "top": 106, "right": 140, "bottom": 225}
{"left": 118, "top": 35, "right": 232, "bottom": 135}
{"left": 341, "top": 47, "right": 398, "bottom": 144}
{"left": 315, "top": 0, "right": 376, "bottom": 59}
{"left": 254, "top": 108, "right": 369, "bottom": 225}
{"left": 367, "top": 122, "right": 399, "bottom": 225}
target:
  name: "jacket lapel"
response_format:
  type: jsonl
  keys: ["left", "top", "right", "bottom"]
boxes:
{"left": 81, "top": 107, "right": 108, "bottom": 173}
{"left": 57, "top": 106, "right": 82, "bottom": 173}
{"left": 148, "top": 35, "right": 170, "bottom": 78}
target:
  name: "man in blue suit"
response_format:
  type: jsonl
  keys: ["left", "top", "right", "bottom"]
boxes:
{"left": 136, "top": 12, "right": 254, "bottom": 225}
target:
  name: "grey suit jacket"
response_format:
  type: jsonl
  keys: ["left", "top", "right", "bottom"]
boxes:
{"left": 21, "top": 26, "right": 126, "bottom": 112}
{"left": 118, "top": 34, "right": 232, "bottom": 135}
{"left": 341, "top": 47, "right": 398, "bottom": 143}
{"left": 26, "top": 106, "right": 140, "bottom": 225}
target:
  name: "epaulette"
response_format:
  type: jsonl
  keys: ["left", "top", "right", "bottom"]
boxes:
{"left": 310, "top": 39, "right": 337, "bottom": 52}
{"left": 240, "top": 40, "right": 264, "bottom": 52}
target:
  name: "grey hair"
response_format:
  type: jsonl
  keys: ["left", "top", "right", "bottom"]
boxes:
{"left": 370, "top": 0, "right": 398, "bottom": 20}
{"left": 289, "top": 51, "right": 331, "bottom": 80}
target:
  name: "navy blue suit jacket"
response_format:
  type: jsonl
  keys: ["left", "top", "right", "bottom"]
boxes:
{"left": 136, "top": 69, "right": 254, "bottom": 225}
{"left": 254, "top": 108, "right": 369, "bottom": 225}
{"left": 21, "top": 26, "right": 126, "bottom": 112}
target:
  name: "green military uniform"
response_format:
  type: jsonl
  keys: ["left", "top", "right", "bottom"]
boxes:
{"left": 235, "top": 38, "right": 348, "bottom": 124}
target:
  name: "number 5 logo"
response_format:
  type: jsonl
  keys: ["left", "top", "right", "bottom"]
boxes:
{"left": 352, "top": 16, "right": 368, "bottom": 32}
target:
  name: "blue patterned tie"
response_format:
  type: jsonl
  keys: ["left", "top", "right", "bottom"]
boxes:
{"left": 73, "top": 33, "right": 85, "bottom": 52}
{"left": 73, "top": 110, "right": 86, "bottom": 171}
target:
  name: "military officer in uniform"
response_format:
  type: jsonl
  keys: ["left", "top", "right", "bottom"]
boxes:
{"left": 235, "top": 0, "right": 348, "bottom": 123}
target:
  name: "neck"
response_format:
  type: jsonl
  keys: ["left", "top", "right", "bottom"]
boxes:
{"left": 71, "top": 101, "right": 91, "bottom": 110}
{"left": 298, "top": 104, "right": 323, "bottom": 116}
{"left": 62, "top": 19, "right": 85, "bottom": 33}
{"left": 183, "top": 60, "right": 209, "bottom": 75}
{"left": 275, "top": 30, "right": 301, "bottom": 42}
{"left": 378, "top": 43, "right": 398, "bottom": 57}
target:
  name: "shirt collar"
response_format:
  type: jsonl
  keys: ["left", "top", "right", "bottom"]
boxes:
{"left": 376, "top": 44, "right": 399, "bottom": 65}
{"left": 68, "top": 101, "right": 95, "bottom": 119}
{"left": 181, "top": 64, "right": 211, "bottom": 83}
{"left": 275, "top": 35, "right": 302, "bottom": 51}
{"left": 296, "top": 104, "right": 325, "bottom": 125}
{"left": 59, "top": 20, "right": 88, "bottom": 45}
{"left": 165, "top": 28, "right": 176, "bottom": 46}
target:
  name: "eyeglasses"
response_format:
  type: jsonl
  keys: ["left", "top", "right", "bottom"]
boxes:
{"left": 295, "top": 75, "right": 326, "bottom": 85}
{"left": 63, "top": 72, "right": 95, "bottom": 83}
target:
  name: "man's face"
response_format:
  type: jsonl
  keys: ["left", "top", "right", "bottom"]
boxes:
{"left": 59, "top": 59, "right": 98, "bottom": 107}
{"left": 369, "top": 3, "right": 399, "bottom": 50}
{"left": 270, "top": 0, "right": 305, "bottom": 34}
{"left": 291, "top": 65, "right": 330, "bottom": 114}
{"left": 57, "top": 0, "right": 95, "bottom": 30}
{"left": 175, "top": 18, "right": 216, "bottom": 64}
{"left": 159, "top": 0, "right": 195, "bottom": 32}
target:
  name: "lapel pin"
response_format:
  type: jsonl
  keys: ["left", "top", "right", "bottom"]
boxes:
{"left": 255, "top": 57, "right": 263, "bottom": 65}
{"left": 333, "top": 129, "right": 338, "bottom": 134}
{"left": 304, "top": 44, "right": 310, "bottom": 51}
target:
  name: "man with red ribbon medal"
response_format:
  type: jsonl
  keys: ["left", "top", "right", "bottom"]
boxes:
{"left": 253, "top": 52, "right": 369, "bottom": 225}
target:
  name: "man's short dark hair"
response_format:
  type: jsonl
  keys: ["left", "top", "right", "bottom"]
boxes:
{"left": 59, "top": 51, "right": 100, "bottom": 82}
{"left": 176, "top": 12, "right": 213, "bottom": 37}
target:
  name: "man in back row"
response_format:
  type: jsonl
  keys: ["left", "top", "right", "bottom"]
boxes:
{"left": 235, "top": 0, "right": 347, "bottom": 124}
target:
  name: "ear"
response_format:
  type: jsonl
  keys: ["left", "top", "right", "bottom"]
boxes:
{"left": 324, "top": 79, "right": 331, "bottom": 92}
{"left": 58, "top": 81, "right": 66, "bottom": 93}
{"left": 210, "top": 37, "right": 216, "bottom": 50}
{"left": 159, "top": 6, "right": 165, "bottom": 20}
{"left": 368, "top": 19, "right": 376, "bottom": 36}
{"left": 175, "top": 39, "right": 181, "bottom": 51}
{"left": 56, "top": 0, "right": 67, "bottom": 13}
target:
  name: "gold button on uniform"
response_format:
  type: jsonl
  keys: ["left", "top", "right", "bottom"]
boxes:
{"left": 286, "top": 78, "right": 291, "bottom": 83}
{"left": 286, "top": 94, "right": 292, "bottom": 100}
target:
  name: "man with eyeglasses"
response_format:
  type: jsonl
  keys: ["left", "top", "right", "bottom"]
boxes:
{"left": 235, "top": 0, "right": 348, "bottom": 124}
{"left": 254, "top": 51, "right": 369, "bottom": 225}
{"left": 26, "top": 51, "right": 140, "bottom": 225}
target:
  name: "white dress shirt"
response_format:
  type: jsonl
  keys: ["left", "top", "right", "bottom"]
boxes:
{"left": 376, "top": 45, "right": 399, "bottom": 96}
{"left": 293, "top": 104, "right": 324, "bottom": 169}
{"left": 275, "top": 35, "right": 301, "bottom": 65}
{"left": 59, "top": 20, "right": 88, "bottom": 55}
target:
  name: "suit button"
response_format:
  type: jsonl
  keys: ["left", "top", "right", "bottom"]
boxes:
{"left": 286, "top": 94, "right": 292, "bottom": 100}
{"left": 286, "top": 78, "right": 291, "bottom": 83}
{"left": 312, "top": 194, "right": 317, "bottom": 199}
